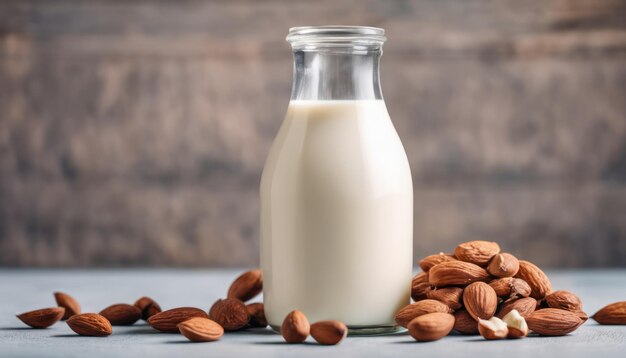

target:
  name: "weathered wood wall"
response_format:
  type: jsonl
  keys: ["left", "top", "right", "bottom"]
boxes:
{"left": 1, "top": 0, "right": 625, "bottom": 267}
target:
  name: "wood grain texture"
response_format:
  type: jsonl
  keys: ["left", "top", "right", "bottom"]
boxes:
{"left": 1, "top": 0, "right": 625, "bottom": 267}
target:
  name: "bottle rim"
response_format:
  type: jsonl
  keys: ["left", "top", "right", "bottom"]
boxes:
{"left": 286, "top": 26, "right": 386, "bottom": 46}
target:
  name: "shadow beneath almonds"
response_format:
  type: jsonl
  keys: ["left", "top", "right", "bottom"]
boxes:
{"left": 229, "top": 328, "right": 277, "bottom": 336}
{"left": 163, "top": 340, "right": 196, "bottom": 344}
{"left": 51, "top": 334, "right": 85, "bottom": 338}
{"left": 0, "top": 327, "right": 36, "bottom": 331}
{"left": 123, "top": 328, "right": 160, "bottom": 335}
{"left": 252, "top": 341, "right": 319, "bottom": 346}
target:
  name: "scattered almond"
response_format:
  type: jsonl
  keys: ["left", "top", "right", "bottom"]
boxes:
{"left": 428, "top": 261, "right": 490, "bottom": 287}
{"left": 526, "top": 308, "right": 584, "bottom": 336}
{"left": 281, "top": 310, "right": 310, "bottom": 343}
{"left": 487, "top": 253, "right": 519, "bottom": 278}
{"left": 99, "top": 304, "right": 142, "bottom": 326}
{"left": 246, "top": 303, "right": 268, "bottom": 328}
{"left": 454, "top": 241, "right": 500, "bottom": 267}
{"left": 227, "top": 269, "right": 263, "bottom": 303}
{"left": 17, "top": 307, "right": 65, "bottom": 328}
{"left": 545, "top": 291, "right": 582, "bottom": 312}
{"left": 66, "top": 313, "right": 112, "bottom": 336}
{"left": 395, "top": 299, "right": 452, "bottom": 328}
{"left": 453, "top": 310, "right": 479, "bottom": 335}
{"left": 310, "top": 320, "right": 348, "bottom": 345}
{"left": 463, "top": 282, "right": 498, "bottom": 320}
{"left": 209, "top": 298, "right": 250, "bottom": 331}
{"left": 418, "top": 253, "right": 456, "bottom": 272}
{"left": 411, "top": 271, "right": 431, "bottom": 301}
{"left": 407, "top": 312, "right": 454, "bottom": 342}
{"left": 497, "top": 297, "right": 537, "bottom": 319}
{"left": 501, "top": 309, "right": 528, "bottom": 338}
{"left": 592, "top": 301, "right": 626, "bottom": 325}
{"left": 478, "top": 316, "right": 508, "bottom": 340}
{"left": 148, "top": 307, "right": 209, "bottom": 333}
{"left": 134, "top": 296, "right": 162, "bottom": 321}
{"left": 178, "top": 317, "right": 224, "bottom": 342}
{"left": 427, "top": 287, "right": 464, "bottom": 310}
{"left": 54, "top": 292, "right": 81, "bottom": 320}
{"left": 515, "top": 260, "right": 552, "bottom": 300}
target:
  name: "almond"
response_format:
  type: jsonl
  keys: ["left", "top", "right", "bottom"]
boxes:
{"left": 99, "top": 304, "right": 142, "bottom": 326}
{"left": 545, "top": 291, "right": 582, "bottom": 312}
{"left": 488, "top": 277, "right": 531, "bottom": 299}
{"left": 454, "top": 241, "right": 500, "bottom": 267}
{"left": 577, "top": 311, "right": 589, "bottom": 322}
{"left": 395, "top": 299, "right": 452, "bottom": 328}
{"left": 497, "top": 297, "right": 537, "bottom": 319}
{"left": 134, "top": 296, "right": 162, "bottom": 321}
{"left": 178, "top": 317, "right": 224, "bottom": 342}
{"left": 463, "top": 282, "right": 498, "bottom": 321}
{"left": 502, "top": 309, "right": 529, "bottom": 338}
{"left": 148, "top": 307, "right": 209, "bottom": 333}
{"left": 17, "top": 307, "right": 65, "bottom": 328}
{"left": 514, "top": 260, "right": 552, "bottom": 300}
{"left": 429, "top": 261, "right": 490, "bottom": 287}
{"left": 427, "top": 287, "right": 463, "bottom": 310}
{"left": 66, "top": 313, "right": 112, "bottom": 336}
{"left": 246, "top": 303, "right": 268, "bottom": 328}
{"left": 407, "top": 312, "right": 455, "bottom": 341}
{"left": 227, "top": 269, "right": 263, "bottom": 303}
{"left": 478, "top": 316, "right": 508, "bottom": 340}
{"left": 453, "top": 310, "right": 479, "bottom": 335}
{"left": 281, "top": 310, "right": 310, "bottom": 343}
{"left": 54, "top": 292, "right": 81, "bottom": 320}
{"left": 592, "top": 301, "right": 626, "bottom": 325}
{"left": 526, "top": 308, "right": 584, "bottom": 336}
{"left": 411, "top": 272, "right": 431, "bottom": 301}
{"left": 487, "top": 253, "right": 519, "bottom": 278}
{"left": 418, "top": 253, "right": 456, "bottom": 272}
{"left": 209, "top": 298, "right": 250, "bottom": 331}
{"left": 310, "top": 320, "right": 348, "bottom": 345}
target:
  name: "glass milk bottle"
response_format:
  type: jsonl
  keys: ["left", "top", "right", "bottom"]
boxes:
{"left": 260, "top": 26, "right": 413, "bottom": 335}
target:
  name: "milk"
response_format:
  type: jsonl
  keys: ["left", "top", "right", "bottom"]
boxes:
{"left": 260, "top": 100, "right": 413, "bottom": 330}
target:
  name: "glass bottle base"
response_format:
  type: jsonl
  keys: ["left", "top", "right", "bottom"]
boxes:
{"left": 270, "top": 324, "right": 405, "bottom": 336}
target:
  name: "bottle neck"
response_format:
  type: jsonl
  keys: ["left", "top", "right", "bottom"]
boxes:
{"left": 290, "top": 48, "right": 383, "bottom": 101}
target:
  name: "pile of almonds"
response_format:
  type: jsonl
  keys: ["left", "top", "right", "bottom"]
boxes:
{"left": 14, "top": 246, "right": 626, "bottom": 345}
{"left": 401, "top": 240, "right": 626, "bottom": 341}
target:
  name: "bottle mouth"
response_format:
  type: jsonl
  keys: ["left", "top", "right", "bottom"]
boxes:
{"left": 287, "top": 26, "right": 386, "bottom": 48}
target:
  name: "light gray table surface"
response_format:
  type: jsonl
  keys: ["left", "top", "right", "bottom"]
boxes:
{"left": 1, "top": 269, "right": 625, "bottom": 358}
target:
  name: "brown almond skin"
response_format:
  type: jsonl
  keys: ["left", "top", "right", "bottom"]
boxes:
{"left": 54, "top": 292, "right": 81, "bottom": 320}
{"left": 134, "top": 296, "right": 162, "bottom": 321}
{"left": 463, "top": 282, "right": 498, "bottom": 321}
{"left": 408, "top": 312, "right": 455, "bottom": 341}
{"left": 310, "top": 320, "right": 348, "bottom": 345}
{"left": 487, "top": 253, "right": 519, "bottom": 278}
{"left": 526, "top": 308, "right": 584, "bottom": 336}
{"left": 411, "top": 272, "right": 431, "bottom": 301}
{"left": 497, "top": 297, "right": 537, "bottom": 319}
{"left": 281, "top": 310, "right": 310, "bottom": 343}
{"left": 489, "top": 277, "right": 531, "bottom": 299}
{"left": 246, "top": 303, "right": 268, "bottom": 328}
{"left": 99, "top": 304, "right": 142, "bottom": 325}
{"left": 418, "top": 253, "right": 456, "bottom": 272}
{"left": 227, "top": 269, "right": 263, "bottom": 303}
{"left": 593, "top": 301, "right": 626, "bottom": 325}
{"left": 17, "top": 307, "right": 65, "bottom": 328}
{"left": 515, "top": 260, "right": 552, "bottom": 300}
{"left": 395, "top": 299, "right": 452, "bottom": 328}
{"left": 429, "top": 261, "right": 490, "bottom": 287}
{"left": 148, "top": 307, "right": 209, "bottom": 333}
{"left": 453, "top": 310, "right": 479, "bottom": 335}
{"left": 66, "top": 313, "right": 112, "bottom": 336}
{"left": 178, "top": 317, "right": 224, "bottom": 342}
{"left": 545, "top": 291, "right": 583, "bottom": 312}
{"left": 209, "top": 298, "right": 250, "bottom": 331}
{"left": 454, "top": 241, "right": 500, "bottom": 267}
{"left": 427, "top": 287, "right": 464, "bottom": 310}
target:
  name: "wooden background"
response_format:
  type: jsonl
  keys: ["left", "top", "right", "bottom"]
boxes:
{"left": 1, "top": 0, "right": 625, "bottom": 267}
